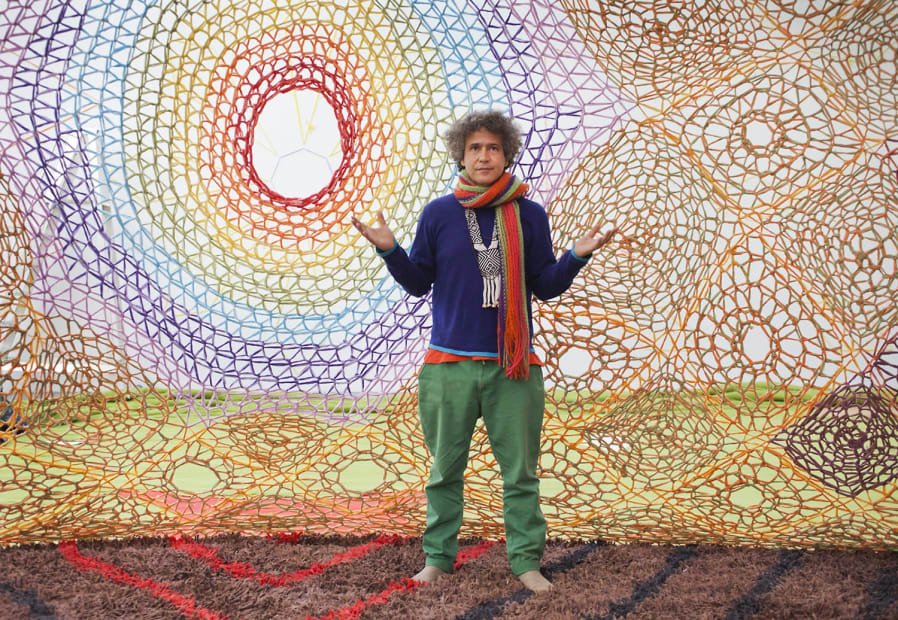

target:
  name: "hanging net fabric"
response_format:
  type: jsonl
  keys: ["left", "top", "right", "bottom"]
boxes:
{"left": 0, "top": 0, "right": 896, "bottom": 548}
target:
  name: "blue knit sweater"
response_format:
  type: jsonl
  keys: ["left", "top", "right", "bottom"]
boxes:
{"left": 378, "top": 193, "right": 589, "bottom": 357}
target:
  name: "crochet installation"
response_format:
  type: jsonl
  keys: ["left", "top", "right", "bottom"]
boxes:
{"left": 0, "top": 1, "right": 896, "bottom": 548}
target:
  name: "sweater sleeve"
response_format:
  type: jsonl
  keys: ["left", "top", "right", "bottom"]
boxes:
{"left": 376, "top": 209, "right": 437, "bottom": 298}
{"left": 523, "top": 200, "right": 589, "bottom": 301}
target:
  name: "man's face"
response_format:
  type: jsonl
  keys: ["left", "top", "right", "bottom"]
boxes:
{"left": 461, "top": 128, "right": 507, "bottom": 186}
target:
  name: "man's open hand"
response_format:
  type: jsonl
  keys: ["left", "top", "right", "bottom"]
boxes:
{"left": 573, "top": 223, "right": 618, "bottom": 257}
{"left": 351, "top": 211, "right": 396, "bottom": 251}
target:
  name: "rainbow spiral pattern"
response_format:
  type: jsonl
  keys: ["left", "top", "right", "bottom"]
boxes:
{"left": 1, "top": 1, "right": 896, "bottom": 548}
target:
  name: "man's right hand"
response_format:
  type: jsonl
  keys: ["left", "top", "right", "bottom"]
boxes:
{"left": 351, "top": 211, "right": 396, "bottom": 251}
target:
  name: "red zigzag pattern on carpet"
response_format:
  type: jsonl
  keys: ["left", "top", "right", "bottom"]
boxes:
{"left": 58, "top": 535, "right": 498, "bottom": 620}
{"left": 58, "top": 541, "right": 225, "bottom": 620}
{"left": 168, "top": 533, "right": 406, "bottom": 586}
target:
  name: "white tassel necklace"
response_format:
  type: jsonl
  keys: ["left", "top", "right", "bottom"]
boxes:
{"left": 464, "top": 208, "right": 502, "bottom": 308}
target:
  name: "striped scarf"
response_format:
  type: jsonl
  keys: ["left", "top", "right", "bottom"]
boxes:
{"left": 455, "top": 170, "right": 530, "bottom": 380}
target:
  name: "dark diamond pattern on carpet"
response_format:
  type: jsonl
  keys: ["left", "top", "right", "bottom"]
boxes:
{"left": 723, "top": 549, "right": 804, "bottom": 619}
{"left": 858, "top": 558, "right": 898, "bottom": 620}
{"left": 584, "top": 545, "right": 699, "bottom": 620}
{"left": 1, "top": 535, "right": 897, "bottom": 619}
{"left": 0, "top": 580, "right": 57, "bottom": 619}
{"left": 455, "top": 539, "right": 606, "bottom": 619}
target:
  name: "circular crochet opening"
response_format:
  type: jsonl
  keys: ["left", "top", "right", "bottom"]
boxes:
{"left": 250, "top": 89, "right": 343, "bottom": 200}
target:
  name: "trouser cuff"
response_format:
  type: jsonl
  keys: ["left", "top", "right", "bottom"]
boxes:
{"left": 426, "top": 557, "right": 455, "bottom": 574}
{"left": 510, "top": 559, "right": 542, "bottom": 576}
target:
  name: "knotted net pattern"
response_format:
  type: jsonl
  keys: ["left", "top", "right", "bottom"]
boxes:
{"left": 1, "top": 0, "right": 896, "bottom": 548}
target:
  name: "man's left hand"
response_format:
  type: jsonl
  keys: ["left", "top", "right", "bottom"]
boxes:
{"left": 573, "top": 223, "right": 618, "bottom": 258}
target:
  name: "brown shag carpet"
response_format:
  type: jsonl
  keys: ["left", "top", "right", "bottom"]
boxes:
{"left": 1, "top": 533, "right": 896, "bottom": 619}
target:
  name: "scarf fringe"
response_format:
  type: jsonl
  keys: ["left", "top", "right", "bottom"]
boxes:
{"left": 497, "top": 202, "right": 528, "bottom": 379}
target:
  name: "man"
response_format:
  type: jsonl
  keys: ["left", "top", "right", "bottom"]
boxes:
{"left": 352, "top": 110, "right": 616, "bottom": 592}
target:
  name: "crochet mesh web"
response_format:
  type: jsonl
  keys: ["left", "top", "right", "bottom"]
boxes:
{"left": 1, "top": 0, "right": 896, "bottom": 548}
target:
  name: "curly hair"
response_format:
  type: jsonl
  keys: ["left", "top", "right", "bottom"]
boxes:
{"left": 444, "top": 110, "right": 523, "bottom": 170}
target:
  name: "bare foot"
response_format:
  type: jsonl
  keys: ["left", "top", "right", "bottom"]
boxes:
{"left": 412, "top": 565, "right": 449, "bottom": 583}
{"left": 518, "top": 570, "right": 553, "bottom": 592}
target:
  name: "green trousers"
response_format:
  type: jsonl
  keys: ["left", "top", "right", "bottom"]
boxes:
{"left": 417, "top": 361, "right": 546, "bottom": 576}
